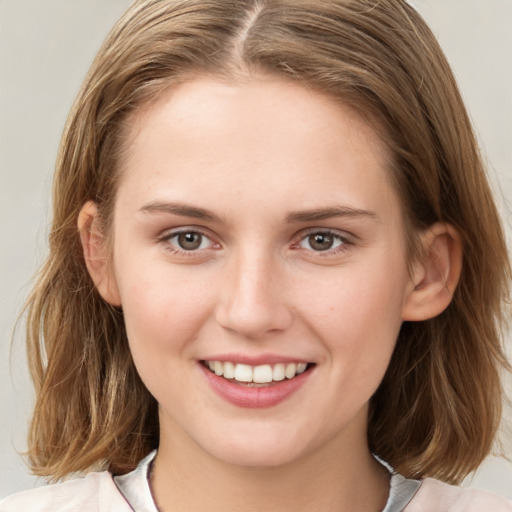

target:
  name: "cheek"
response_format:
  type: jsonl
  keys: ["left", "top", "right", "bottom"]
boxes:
{"left": 305, "top": 262, "right": 407, "bottom": 335}
{"left": 301, "top": 261, "right": 407, "bottom": 383}
{"left": 114, "top": 264, "right": 216, "bottom": 367}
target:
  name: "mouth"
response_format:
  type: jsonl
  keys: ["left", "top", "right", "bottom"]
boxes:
{"left": 201, "top": 360, "right": 315, "bottom": 387}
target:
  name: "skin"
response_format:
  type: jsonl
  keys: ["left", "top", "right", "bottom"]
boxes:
{"left": 81, "top": 75, "right": 462, "bottom": 511}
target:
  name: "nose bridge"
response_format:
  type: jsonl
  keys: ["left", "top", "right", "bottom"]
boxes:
{"left": 216, "top": 241, "right": 292, "bottom": 338}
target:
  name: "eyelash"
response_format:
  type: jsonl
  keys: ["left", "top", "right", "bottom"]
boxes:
{"left": 158, "top": 228, "right": 353, "bottom": 257}
{"left": 292, "top": 229, "right": 352, "bottom": 257}
{"left": 159, "top": 229, "right": 217, "bottom": 257}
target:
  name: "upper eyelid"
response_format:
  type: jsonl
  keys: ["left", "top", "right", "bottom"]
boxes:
{"left": 159, "top": 226, "right": 215, "bottom": 240}
{"left": 290, "top": 230, "right": 354, "bottom": 259}
{"left": 294, "top": 227, "right": 355, "bottom": 243}
{"left": 158, "top": 227, "right": 219, "bottom": 250}
{"left": 156, "top": 226, "right": 355, "bottom": 250}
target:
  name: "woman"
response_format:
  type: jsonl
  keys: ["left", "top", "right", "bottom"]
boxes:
{"left": 2, "top": 0, "right": 511, "bottom": 510}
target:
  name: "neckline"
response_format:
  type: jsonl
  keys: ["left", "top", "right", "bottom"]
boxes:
{"left": 113, "top": 450, "right": 422, "bottom": 512}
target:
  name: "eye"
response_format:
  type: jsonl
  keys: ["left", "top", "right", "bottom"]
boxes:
{"left": 164, "top": 230, "right": 214, "bottom": 252}
{"left": 298, "top": 232, "right": 345, "bottom": 252}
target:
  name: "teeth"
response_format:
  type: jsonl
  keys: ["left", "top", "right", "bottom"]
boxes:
{"left": 205, "top": 360, "right": 310, "bottom": 383}
{"left": 272, "top": 363, "right": 285, "bottom": 381}
{"left": 285, "top": 363, "right": 297, "bottom": 379}
{"left": 253, "top": 365, "right": 273, "bottom": 383}
{"left": 296, "top": 362, "right": 307, "bottom": 374}
{"left": 223, "top": 361, "right": 235, "bottom": 379}
{"left": 234, "top": 364, "right": 253, "bottom": 382}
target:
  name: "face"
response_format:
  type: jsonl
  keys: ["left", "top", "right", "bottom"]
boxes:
{"left": 103, "top": 76, "right": 418, "bottom": 467}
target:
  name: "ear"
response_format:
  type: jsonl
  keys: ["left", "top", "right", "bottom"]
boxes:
{"left": 78, "top": 201, "right": 121, "bottom": 307}
{"left": 402, "top": 223, "right": 463, "bottom": 321}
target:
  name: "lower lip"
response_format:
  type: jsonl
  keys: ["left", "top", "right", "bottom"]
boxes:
{"left": 200, "top": 364, "right": 313, "bottom": 408}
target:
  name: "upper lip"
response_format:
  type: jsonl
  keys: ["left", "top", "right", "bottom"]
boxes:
{"left": 200, "top": 353, "right": 313, "bottom": 366}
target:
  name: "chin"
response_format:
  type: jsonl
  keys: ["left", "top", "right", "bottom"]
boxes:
{"left": 196, "top": 424, "right": 319, "bottom": 469}
{"left": 211, "top": 443, "right": 303, "bottom": 468}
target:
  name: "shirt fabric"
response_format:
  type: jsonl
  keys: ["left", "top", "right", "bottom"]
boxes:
{"left": 1, "top": 450, "right": 511, "bottom": 511}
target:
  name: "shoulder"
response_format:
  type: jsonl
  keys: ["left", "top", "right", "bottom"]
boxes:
{"left": 0, "top": 471, "right": 132, "bottom": 512}
{"left": 404, "top": 477, "right": 512, "bottom": 512}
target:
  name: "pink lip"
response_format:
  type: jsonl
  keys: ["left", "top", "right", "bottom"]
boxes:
{"left": 199, "top": 363, "right": 313, "bottom": 409}
{"left": 201, "top": 353, "right": 310, "bottom": 366}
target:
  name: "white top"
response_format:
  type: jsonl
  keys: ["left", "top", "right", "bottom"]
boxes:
{"left": 1, "top": 451, "right": 511, "bottom": 511}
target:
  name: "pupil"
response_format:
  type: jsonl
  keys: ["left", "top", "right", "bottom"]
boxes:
{"left": 178, "top": 232, "right": 201, "bottom": 250}
{"left": 310, "top": 233, "right": 333, "bottom": 251}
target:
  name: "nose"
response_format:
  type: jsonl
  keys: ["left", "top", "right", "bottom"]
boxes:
{"left": 215, "top": 247, "right": 294, "bottom": 339}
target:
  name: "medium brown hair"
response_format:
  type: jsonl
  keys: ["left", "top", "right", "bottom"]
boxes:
{"left": 25, "top": 0, "right": 510, "bottom": 484}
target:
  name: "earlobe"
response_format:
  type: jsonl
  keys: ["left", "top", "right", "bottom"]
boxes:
{"left": 78, "top": 201, "right": 121, "bottom": 307}
{"left": 402, "top": 223, "right": 463, "bottom": 321}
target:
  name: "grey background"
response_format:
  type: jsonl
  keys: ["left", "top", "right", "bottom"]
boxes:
{"left": 1, "top": 0, "right": 511, "bottom": 499}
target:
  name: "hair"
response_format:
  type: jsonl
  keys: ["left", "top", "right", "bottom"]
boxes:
{"left": 24, "top": 0, "right": 510, "bottom": 484}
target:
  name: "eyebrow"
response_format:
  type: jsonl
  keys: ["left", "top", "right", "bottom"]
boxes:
{"left": 139, "top": 201, "right": 378, "bottom": 224}
{"left": 286, "top": 206, "right": 379, "bottom": 223}
{"left": 139, "top": 201, "right": 222, "bottom": 222}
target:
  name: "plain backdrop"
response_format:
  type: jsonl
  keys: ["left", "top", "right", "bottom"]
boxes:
{"left": 1, "top": 0, "right": 511, "bottom": 499}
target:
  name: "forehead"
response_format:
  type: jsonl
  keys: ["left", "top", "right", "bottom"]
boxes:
{"left": 116, "top": 75, "right": 400, "bottom": 223}
{"left": 121, "top": 74, "right": 391, "bottom": 159}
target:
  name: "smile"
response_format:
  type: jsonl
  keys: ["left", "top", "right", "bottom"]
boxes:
{"left": 200, "top": 359, "right": 315, "bottom": 408}
{"left": 203, "top": 360, "right": 310, "bottom": 386}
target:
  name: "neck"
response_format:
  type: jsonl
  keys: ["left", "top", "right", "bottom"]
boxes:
{"left": 151, "top": 413, "right": 390, "bottom": 512}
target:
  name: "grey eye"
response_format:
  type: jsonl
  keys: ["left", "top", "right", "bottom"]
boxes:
{"left": 177, "top": 232, "right": 204, "bottom": 250}
{"left": 299, "top": 232, "right": 344, "bottom": 252}
{"left": 308, "top": 233, "right": 335, "bottom": 251}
